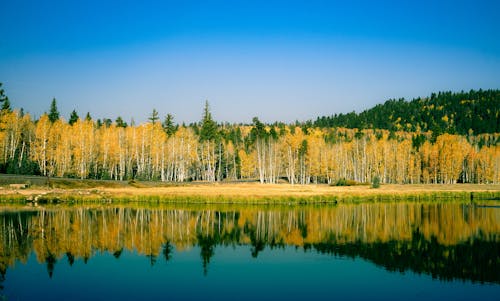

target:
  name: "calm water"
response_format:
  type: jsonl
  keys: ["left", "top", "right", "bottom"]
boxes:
{"left": 0, "top": 202, "right": 499, "bottom": 301}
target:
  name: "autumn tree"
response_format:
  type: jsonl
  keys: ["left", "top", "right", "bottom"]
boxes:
{"left": 250, "top": 117, "right": 267, "bottom": 183}
{"left": 0, "top": 88, "right": 497, "bottom": 184}
{"left": 32, "top": 114, "right": 51, "bottom": 175}
{"left": 71, "top": 118, "right": 95, "bottom": 179}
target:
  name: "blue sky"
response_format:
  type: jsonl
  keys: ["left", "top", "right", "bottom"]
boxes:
{"left": 1, "top": 0, "right": 499, "bottom": 123}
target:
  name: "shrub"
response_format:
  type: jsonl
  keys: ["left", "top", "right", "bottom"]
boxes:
{"left": 371, "top": 175, "right": 381, "bottom": 188}
{"left": 331, "top": 178, "right": 360, "bottom": 186}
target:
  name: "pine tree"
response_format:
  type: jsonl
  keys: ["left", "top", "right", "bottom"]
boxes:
{"left": 0, "top": 83, "right": 6, "bottom": 103}
{"left": 162, "top": 113, "right": 177, "bottom": 137}
{"left": 103, "top": 118, "right": 112, "bottom": 127}
{"left": 69, "top": 110, "right": 79, "bottom": 125}
{"left": 1, "top": 98, "right": 11, "bottom": 112}
{"left": 48, "top": 98, "right": 60, "bottom": 123}
{"left": 149, "top": 109, "right": 159, "bottom": 124}
{"left": 115, "top": 116, "right": 127, "bottom": 128}
{"left": 0, "top": 83, "right": 11, "bottom": 113}
{"left": 199, "top": 101, "right": 218, "bottom": 142}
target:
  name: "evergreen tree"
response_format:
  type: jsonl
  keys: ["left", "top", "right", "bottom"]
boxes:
{"left": 115, "top": 116, "right": 127, "bottom": 127}
{"left": 199, "top": 101, "right": 218, "bottom": 142}
{"left": 149, "top": 109, "right": 159, "bottom": 124}
{"left": 1, "top": 97, "right": 11, "bottom": 112}
{"left": 313, "top": 89, "right": 500, "bottom": 134}
{"left": 104, "top": 118, "right": 112, "bottom": 127}
{"left": 0, "top": 83, "right": 7, "bottom": 102}
{"left": 48, "top": 98, "right": 60, "bottom": 122}
{"left": 69, "top": 110, "right": 79, "bottom": 125}
{"left": 162, "top": 113, "right": 177, "bottom": 137}
{"left": 85, "top": 112, "right": 92, "bottom": 121}
{"left": 0, "top": 83, "right": 11, "bottom": 112}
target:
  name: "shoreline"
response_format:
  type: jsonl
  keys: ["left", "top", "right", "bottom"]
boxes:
{"left": 0, "top": 181, "right": 499, "bottom": 204}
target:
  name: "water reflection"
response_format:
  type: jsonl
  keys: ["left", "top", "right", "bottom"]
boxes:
{"left": 0, "top": 202, "right": 499, "bottom": 285}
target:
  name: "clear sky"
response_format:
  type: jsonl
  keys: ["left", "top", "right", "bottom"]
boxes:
{"left": 1, "top": 0, "right": 499, "bottom": 124}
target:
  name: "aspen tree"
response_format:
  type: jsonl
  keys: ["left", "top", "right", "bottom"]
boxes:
{"left": 32, "top": 114, "right": 51, "bottom": 176}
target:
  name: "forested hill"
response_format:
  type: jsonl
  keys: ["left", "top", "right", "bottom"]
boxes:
{"left": 313, "top": 89, "right": 500, "bottom": 135}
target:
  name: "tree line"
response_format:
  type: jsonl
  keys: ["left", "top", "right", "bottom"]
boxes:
{"left": 0, "top": 84, "right": 498, "bottom": 184}
{"left": 313, "top": 89, "right": 500, "bottom": 137}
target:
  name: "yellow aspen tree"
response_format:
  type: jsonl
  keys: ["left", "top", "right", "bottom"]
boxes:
{"left": 396, "top": 139, "right": 412, "bottom": 183}
{"left": 307, "top": 128, "right": 325, "bottom": 183}
{"left": 47, "top": 119, "right": 64, "bottom": 177}
{"left": 372, "top": 134, "right": 386, "bottom": 183}
{"left": 0, "top": 112, "right": 7, "bottom": 164}
{"left": 55, "top": 122, "right": 72, "bottom": 177}
{"left": 339, "top": 140, "right": 352, "bottom": 181}
{"left": 71, "top": 118, "right": 95, "bottom": 179}
{"left": 476, "top": 145, "right": 500, "bottom": 183}
{"left": 32, "top": 114, "right": 51, "bottom": 176}
{"left": 124, "top": 126, "right": 137, "bottom": 179}
{"left": 116, "top": 126, "right": 127, "bottom": 180}
{"left": 99, "top": 124, "right": 121, "bottom": 179}
{"left": 463, "top": 146, "right": 477, "bottom": 183}
{"left": 282, "top": 126, "right": 305, "bottom": 185}
{"left": 0, "top": 111, "right": 23, "bottom": 163}
{"left": 419, "top": 141, "right": 436, "bottom": 184}
{"left": 164, "top": 128, "right": 178, "bottom": 181}
{"left": 238, "top": 148, "right": 256, "bottom": 179}
{"left": 149, "top": 122, "right": 166, "bottom": 180}
{"left": 224, "top": 140, "right": 237, "bottom": 180}
{"left": 435, "top": 134, "right": 468, "bottom": 183}
{"left": 136, "top": 123, "right": 149, "bottom": 178}
{"left": 16, "top": 113, "right": 35, "bottom": 170}
{"left": 97, "top": 124, "right": 109, "bottom": 178}
{"left": 324, "top": 143, "right": 336, "bottom": 184}
{"left": 264, "top": 126, "right": 281, "bottom": 184}
{"left": 167, "top": 126, "right": 198, "bottom": 182}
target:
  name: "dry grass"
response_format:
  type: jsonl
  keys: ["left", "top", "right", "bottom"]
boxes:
{"left": 0, "top": 181, "right": 499, "bottom": 204}
{"left": 100, "top": 182, "right": 500, "bottom": 197}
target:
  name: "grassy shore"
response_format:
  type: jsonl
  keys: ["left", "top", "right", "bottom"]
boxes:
{"left": 0, "top": 174, "right": 499, "bottom": 204}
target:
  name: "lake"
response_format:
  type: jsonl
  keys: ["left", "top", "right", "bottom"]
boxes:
{"left": 0, "top": 202, "right": 499, "bottom": 300}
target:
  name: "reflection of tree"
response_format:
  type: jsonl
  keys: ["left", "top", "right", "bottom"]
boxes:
{"left": 147, "top": 254, "right": 157, "bottom": 267}
{"left": 197, "top": 234, "right": 216, "bottom": 276}
{"left": 245, "top": 222, "right": 265, "bottom": 258}
{"left": 298, "top": 211, "right": 308, "bottom": 239}
{"left": 0, "top": 204, "right": 499, "bottom": 283}
{"left": 66, "top": 252, "right": 74, "bottom": 266}
{"left": 0, "top": 266, "right": 5, "bottom": 292}
{"left": 113, "top": 248, "right": 123, "bottom": 259}
{"left": 162, "top": 242, "right": 173, "bottom": 263}
{"left": 46, "top": 252, "right": 56, "bottom": 278}
{"left": 311, "top": 229, "right": 500, "bottom": 284}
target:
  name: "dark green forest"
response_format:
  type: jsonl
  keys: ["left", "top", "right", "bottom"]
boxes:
{"left": 313, "top": 89, "right": 500, "bottom": 136}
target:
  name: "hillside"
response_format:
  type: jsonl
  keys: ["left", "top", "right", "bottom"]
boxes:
{"left": 313, "top": 89, "right": 500, "bottom": 136}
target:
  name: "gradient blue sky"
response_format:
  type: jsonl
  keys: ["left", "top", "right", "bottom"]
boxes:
{"left": 1, "top": 0, "right": 499, "bottom": 124}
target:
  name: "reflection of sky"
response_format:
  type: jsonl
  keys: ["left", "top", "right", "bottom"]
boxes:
{"left": 1, "top": 1, "right": 499, "bottom": 124}
{"left": 4, "top": 247, "right": 499, "bottom": 301}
